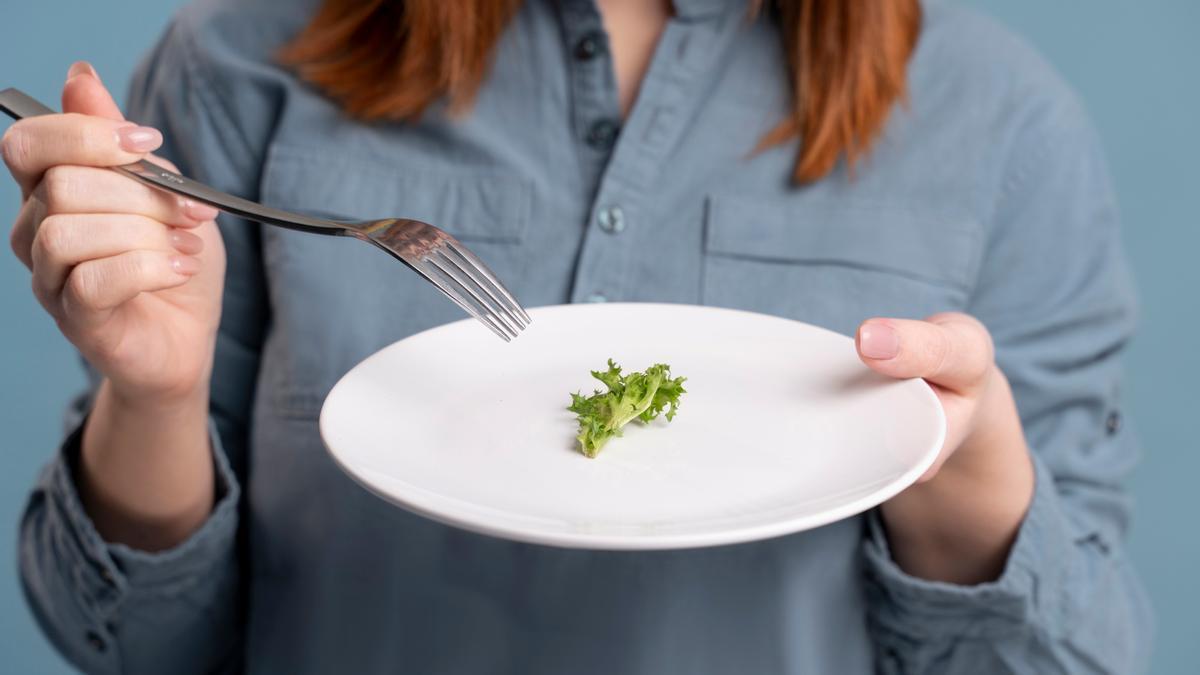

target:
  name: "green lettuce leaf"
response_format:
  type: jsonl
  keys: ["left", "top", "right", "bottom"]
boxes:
{"left": 567, "top": 359, "right": 687, "bottom": 457}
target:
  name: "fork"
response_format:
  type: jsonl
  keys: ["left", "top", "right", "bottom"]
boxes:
{"left": 0, "top": 87, "right": 530, "bottom": 341}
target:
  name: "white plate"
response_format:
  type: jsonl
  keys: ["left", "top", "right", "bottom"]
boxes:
{"left": 320, "top": 303, "right": 944, "bottom": 550}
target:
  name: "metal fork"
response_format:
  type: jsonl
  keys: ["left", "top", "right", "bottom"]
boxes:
{"left": 0, "top": 87, "right": 530, "bottom": 341}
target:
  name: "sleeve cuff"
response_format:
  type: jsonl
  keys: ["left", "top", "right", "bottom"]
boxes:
{"left": 47, "top": 416, "right": 241, "bottom": 609}
{"left": 863, "top": 451, "right": 1072, "bottom": 642}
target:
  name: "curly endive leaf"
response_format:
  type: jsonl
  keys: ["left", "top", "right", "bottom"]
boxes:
{"left": 567, "top": 359, "right": 687, "bottom": 457}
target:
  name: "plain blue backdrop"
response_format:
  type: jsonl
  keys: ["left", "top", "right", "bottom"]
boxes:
{"left": 2, "top": 1, "right": 1196, "bottom": 672}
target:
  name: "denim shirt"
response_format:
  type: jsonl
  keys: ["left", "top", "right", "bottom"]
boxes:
{"left": 19, "top": 0, "right": 1152, "bottom": 673}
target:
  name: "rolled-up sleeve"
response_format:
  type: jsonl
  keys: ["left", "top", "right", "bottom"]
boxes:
{"left": 862, "top": 84, "right": 1154, "bottom": 672}
{"left": 17, "top": 6, "right": 278, "bottom": 673}
{"left": 20, "top": 411, "right": 241, "bottom": 674}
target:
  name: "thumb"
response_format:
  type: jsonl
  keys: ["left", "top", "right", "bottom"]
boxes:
{"left": 61, "top": 61, "right": 125, "bottom": 120}
{"left": 855, "top": 313, "right": 994, "bottom": 393}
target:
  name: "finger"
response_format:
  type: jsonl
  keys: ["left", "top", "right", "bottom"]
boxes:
{"left": 9, "top": 197, "right": 42, "bottom": 269}
{"left": 855, "top": 313, "right": 994, "bottom": 392}
{"left": 61, "top": 62, "right": 125, "bottom": 121}
{"left": 32, "top": 213, "right": 203, "bottom": 301}
{"left": 61, "top": 249, "right": 200, "bottom": 321}
{"left": 32, "top": 164, "right": 218, "bottom": 228}
{"left": 58, "top": 66, "right": 214, "bottom": 227}
{"left": 1, "top": 114, "right": 162, "bottom": 197}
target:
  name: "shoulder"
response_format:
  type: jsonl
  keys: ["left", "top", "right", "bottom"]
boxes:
{"left": 127, "top": 0, "right": 321, "bottom": 177}
{"left": 912, "top": 1, "right": 1092, "bottom": 142}
{"left": 132, "top": 0, "right": 320, "bottom": 105}
{"left": 898, "top": 1, "right": 1110, "bottom": 230}
{"left": 168, "top": 0, "right": 319, "bottom": 77}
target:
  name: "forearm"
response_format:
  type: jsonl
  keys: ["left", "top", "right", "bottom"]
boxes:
{"left": 880, "top": 369, "right": 1034, "bottom": 584}
{"left": 79, "top": 378, "right": 214, "bottom": 551}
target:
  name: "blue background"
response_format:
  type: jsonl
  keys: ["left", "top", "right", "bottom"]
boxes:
{"left": 1, "top": 1, "right": 1196, "bottom": 672}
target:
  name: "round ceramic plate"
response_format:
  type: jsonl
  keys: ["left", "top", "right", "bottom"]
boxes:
{"left": 320, "top": 303, "right": 944, "bottom": 550}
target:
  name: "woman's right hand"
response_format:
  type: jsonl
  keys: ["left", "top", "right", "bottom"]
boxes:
{"left": 3, "top": 62, "right": 225, "bottom": 406}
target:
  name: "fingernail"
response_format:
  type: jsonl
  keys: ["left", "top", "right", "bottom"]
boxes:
{"left": 181, "top": 199, "right": 219, "bottom": 222}
{"left": 859, "top": 322, "right": 900, "bottom": 360}
{"left": 169, "top": 255, "right": 201, "bottom": 276}
{"left": 67, "top": 61, "right": 98, "bottom": 80}
{"left": 116, "top": 125, "right": 162, "bottom": 153}
{"left": 169, "top": 230, "right": 204, "bottom": 255}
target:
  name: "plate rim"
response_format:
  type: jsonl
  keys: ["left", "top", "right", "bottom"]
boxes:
{"left": 319, "top": 302, "right": 946, "bottom": 550}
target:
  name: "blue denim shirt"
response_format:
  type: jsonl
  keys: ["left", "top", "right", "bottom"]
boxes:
{"left": 19, "top": 0, "right": 1152, "bottom": 672}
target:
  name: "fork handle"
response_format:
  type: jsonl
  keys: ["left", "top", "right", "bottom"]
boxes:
{"left": 0, "top": 87, "right": 345, "bottom": 236}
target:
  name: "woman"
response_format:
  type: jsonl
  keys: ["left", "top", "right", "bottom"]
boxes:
{"left": 6, "top": 0, "right": 1151, "bottom": 672}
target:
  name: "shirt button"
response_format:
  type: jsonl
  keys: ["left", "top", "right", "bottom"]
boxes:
{"left": 586, "top": 293, "right": 608, "bottom": 303}
{"left": 86, "top": 630, "right": 107, "bottom": 653}
{"left": 596, "top": 206, "right": 626, "bottom": 234}
{"left": 1106, "top": 410, "right": 1122, "bottom": 435}
{"left": 586, "top": 120, "right": 620, "bottom": 150}
{"left": 574, "top": 31, "right": 605, "bottom": 60}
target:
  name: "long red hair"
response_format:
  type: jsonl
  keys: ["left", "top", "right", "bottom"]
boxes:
{"left": 280, "top": 0, "right": 921, "bottom": 183}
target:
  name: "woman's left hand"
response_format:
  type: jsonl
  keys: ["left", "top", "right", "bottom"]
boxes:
{"left": 855, "top": 312, "right": 1035, "bottom": 584}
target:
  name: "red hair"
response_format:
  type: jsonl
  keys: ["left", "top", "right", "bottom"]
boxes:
{"left": 280, "top": 0, "right": 921, "bottom": 183}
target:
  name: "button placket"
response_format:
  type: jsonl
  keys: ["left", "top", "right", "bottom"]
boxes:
{"left": 557, "top": 0, "right": 625, "bottom": 303}
{"left": 560, "top": 3, "right": 739, "bottom": 305}
{"left": 558, "top": 1, "right": 621, "bottom": 162}
{"left": 576, "top": 15, "right": 734, "bottom": 304}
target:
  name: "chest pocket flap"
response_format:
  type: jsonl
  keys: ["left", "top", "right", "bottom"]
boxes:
{"left": 705, "top": 194, "right": 979, "bottom": 290}
{"left": 261, "top": 144, "right": 531, "bottom": 243}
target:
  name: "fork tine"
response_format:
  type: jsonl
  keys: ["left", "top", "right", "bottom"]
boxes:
{"left": 444, "top": 242, "right": 532, "bottom": 325}
{"left": 422, "top": 258, "right": 516, "bottom": 338}
{"left": 418, "top": 259, "right": 517, "bottom": 341}
{"left": 432, "top": 248, "right": 527, "bottom": 331}
{"left": 426, "top": 253, "right": 524, "bottom": 335}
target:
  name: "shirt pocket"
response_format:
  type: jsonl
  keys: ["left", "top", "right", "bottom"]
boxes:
{"left": 255, "top": 144, "right": 533, "bottom": 419}
{"left": 701, "top": 193, "right": 980, "bottom": 336}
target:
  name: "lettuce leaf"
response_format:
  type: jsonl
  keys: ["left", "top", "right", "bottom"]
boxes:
{"left": 568, "top": 359, "right": 687, "bottom": 457}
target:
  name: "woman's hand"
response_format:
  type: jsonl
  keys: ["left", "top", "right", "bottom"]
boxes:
{"left": 3, "top": 63, "right": 226, "bottom": 550}
{"left": 4, "top": 62, "right": 225, "bottom": 405}
{"left": 856, "top": 313, "right": 1035, "bottom": 584}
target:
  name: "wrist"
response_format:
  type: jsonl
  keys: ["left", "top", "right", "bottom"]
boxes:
{"left": 105, "top": 375, "right": 210, "bottom": 417}
{"left": 80, "top": 378, "right": 215, "bottom": 550}
{"left": 880, "top": 367, "right": 1034, "bottom": 584}
{"left": 938, "top": 367, "right": 1033, "bottom": 491}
